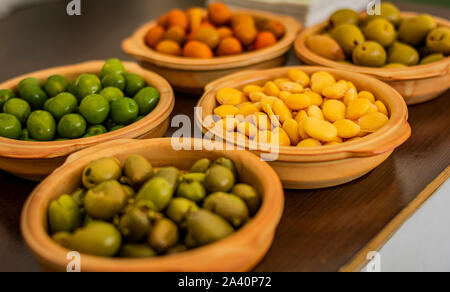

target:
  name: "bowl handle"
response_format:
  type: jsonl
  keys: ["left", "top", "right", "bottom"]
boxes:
{"left": 63, "top": 139, "right": 136, "bottom": 166}
{"left": 204, "top": 70, "right": 258, "bottom": 93}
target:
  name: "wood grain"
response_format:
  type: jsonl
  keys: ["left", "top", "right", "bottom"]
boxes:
{"left": 0, "top": 0, "right": 448, "bottom": 272}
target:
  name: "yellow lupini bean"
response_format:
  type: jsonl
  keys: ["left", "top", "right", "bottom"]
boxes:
{"left": 294, "top": 110, "right": 308, "bottom": 124}
{"left": 272, "top": 128, "right": 291, "bottom": 146}
{"left": 263, "top": 81, "right": 280, "bottom": 96}
{"left": 279, "top": 91, "right": 293, "bottom": 102}
{"left": 272, "top": 100, "right": 293, "bottom": 123}
{"left": 248, "top": 112, "right": 272, "bottom": 130}
{"left": 358, "top": 91, "right": 375, "bottom": 103}
{"left": 283, "top": 119, "right": 301, "bottom": 146}
{"left": 375, "top": 100, "right": 388, "bottom": 116}
{"left": 346, "top": 98, "right": 372, "bottom": 120}
{"left": 308, "top": 105, "right": 324, "bottom": 120}
{"left": 237, "top": 103, "right": 259, "bottom": 117}
{"left": 243, "top": 85, "right": 263, "bottom": 95}
{"left": 322, "top": 100, "right": 346, "bottom": 123}
{"left": 236, "top": 102, "right": 252, "bottom": 109}
{"left": 214, "top": 105, "right": 239, "bottom": 118}
{"left": 347, "top": 81, "right": 357, "bottom": 92}
{"left": 237, "top": 122, "right": 258, "bottom": 138}
{"left": 359, "top": 112, "right": 389, "bottom": 133}
{"left": 285, "top": 94, "right": 311, "bottom": 111}
{"left": 288, "top": 69, "right": 310, "bottom": 87}
{"left": 297, "top": 119, "right": 310, "bottom": 140}
{"left": 297, "top": 138, "right": 322, "bottom": 147}
{"left": 303, "top": 117, "right": 338, "bottom": 142}
{"left": 262, "top": 103, "right": 280, "bottom": 128}
{"left": 333, "top": 119, "right": 361, "bottom": 139}
{"left": 304, "top": 91, "right": 323, "bottom": 106}
{"left": 216, "top": 88, "right": 243, "bottom": 105}
{"left": 215, "top": 118, "right": 239, "bottom": 133}
{"left": 311, "top": 71, "right": 336, "bottom": 94}
{"left": 322, "top": 80, "right": 347, "bottom": 99}
{"left": 274, "top": 78, "right": 290, "bottom": 87}
{"left": 249, "top": 92, "right": 266, "bottom": 102}
{"left": 278, "top": 81, "right": 304, "bottom": 93}
{"left": 260, "top": 96, "right": 278, "bottom": 108}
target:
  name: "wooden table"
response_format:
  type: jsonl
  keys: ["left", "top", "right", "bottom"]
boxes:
{"left": 0, "top": 0, "right": 448, "bottom": 272}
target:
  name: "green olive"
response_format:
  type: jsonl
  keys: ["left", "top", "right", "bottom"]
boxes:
{"left": 48, "top": 194, "right": 81, "bottom": 234}
{"left": 101, "top": 73, "right": 126, "bottom": 91}
{"left": 84, "top": 180, "right": 127, "bottom": 220}
{"left": 420, "top": 53, "right": 445, "bottom": 65}
{"left": 212, "top": 157, "right": 237, "bottom": 177}
{"left": 166, "top": 198, "right": 199, "bottom": 224}
{"left": 180, "top": 173, "right": 206, "bottom": 184}
{"left": 119, "top": 244, "right": 157, "bottom": 258}
{"left": 118, "top": 208, "right": 152, "bottom": 242}
{"left": 177, "top": 181, "right": 207, "bottom": 203}
{"left": 100, "top": 58, "right": 126, "bottom": 80}
{"left": 166, "top": 244, "right": 188, "bottom": 255}
{"left": 203, "top": 192, "right": 249, "bottom": 227}
{"left": 190, "top": 158, "right": 212, "bottom": 173}
{"left": 82, "top": 157, "right": 122, "bottom": 189}
{"left": 185, "top": 210, "right": 234, "bottom": 248}
{"left": 0, "top": 89, "right": 15, "bottom": 109}
{"left": 122, "top": 184, "right": 136, "bottom": 198}
{"left": 204, "top": 165, "right": 235, "bottom": 193}
{"left": 71, "top": 188, "right": 87, "bottom": 206}
{"left": 67, "top": 221, "right": 122, "bottom": 257}
{"left": 148, "top": 218, "right": 179, "bottom": 253}
{"left": 123, "top": 154, "right": 153, "bottom": 186}
{"left": 155, "top": 167, "right": 180, "bottom": 190}
{"left": 232, "top": 184, "right": 261, "bottom": 216}
{"left": 44, "top": 75, "right": 69, "bottom": 97}
{"left": 74, "top": 74, "right": 102, "bottom": 102}
{"left": 136, "top": 177, "right": 173, "bottom": 211}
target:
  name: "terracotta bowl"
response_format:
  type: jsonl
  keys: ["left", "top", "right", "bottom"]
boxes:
{"left": 122, "top": 9, "right": 301, "bottom": 94}
{"left": 196, "top": 67, "right": 411, "bottom": 189}
{"left": 21, "top": 138, "right": 284, "bottom": 272}
{"left": 295, "top": 12, "right": 450, "bottom": 105}
{"left": 0, "top": 61, "right": 175, "bottom": 181}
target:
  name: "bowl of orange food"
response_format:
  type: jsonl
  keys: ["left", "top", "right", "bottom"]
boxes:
{"left": 122, "top": 2, "right": 301, "bottom": 94}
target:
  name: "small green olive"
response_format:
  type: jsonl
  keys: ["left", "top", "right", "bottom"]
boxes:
{"left": 136, "top": 177, "right": 173, "bottom": 211}
{"left": 232, "top": 184, "right": 261, "bottom": 216}
{"left": 82, "top": 157, "right": 122, "bottom": 189}
{"left": 190, "top": 158, "right": 212, "bottom": 173}
{"left": 155, "top": 167, "right": 180, "bottom": 190}
{"left": 118, "top": 208, "right": 152, "bottom": 242}
{"left": 177, "top": 181, "right": 207, "bottom": 203}
{"left": 119, "top": 244, "right": 157, "bottom": 258}
{"left": 204, "top": 165, "right": 235, "bottom": 193}
{"left": 166, "top": 198, "right": 199, "bottom": 224}
{"left": 123, "top": 154, "right": 153, "bottom": 186}
{"left": 203, "top": 193, "right": 249, "bottom": 227}
{"left": 212, "top": 157, "right": 237, "bottom": 177}
{"left": 185, "top": 210, "right": 235, "bottom": 248}
{"left": 84, "top": 180, "right": 127, "bottom": 220}
{"left": 48, "top": 194, "right": 81, "bottom": 234}
{"left": 148, "top": 218, "right": 179, "bottom": 253}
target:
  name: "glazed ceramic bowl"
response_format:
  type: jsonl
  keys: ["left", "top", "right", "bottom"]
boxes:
{"left": 295, "top": 12, "right": 450, "bottom": 105}
{"left": 196, "top": 67, "right": 411, "bottom": 189}
{"left": 0, "top": 61, "right": 175, "bottom": 181}
{"left": 122, "top": 9, "right": 301, "bottom": 94}
{"left": 21, "top": 138, "right": 284, "bottom": 272}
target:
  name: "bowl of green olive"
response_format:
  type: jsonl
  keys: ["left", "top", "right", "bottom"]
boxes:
{"left": 0, "top": 60, "right": 174, "bottom": 181}
{"left": 295, "top": 2, "right": 450, "bottom": 105}
{"left": 21, "top": 138, "right": 284, "bottom": 272}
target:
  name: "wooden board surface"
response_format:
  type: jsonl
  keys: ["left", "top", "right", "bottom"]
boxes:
{"left": 0, "top": 0, "right": 448, "bottom": 272}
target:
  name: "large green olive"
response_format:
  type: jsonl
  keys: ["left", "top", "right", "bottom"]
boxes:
{"left": 119, "top": 244, "right": 157, "bottom": 258}
{"left": 155, "top": 167, "right": 180, "bottom": 190}
{"left": 203, "top": 193, "right": 249, "bottom": 227}
{"left": 118, "top": 208, "right": 152, "bottom": 242}
{"left": 398, "top": 14, "right": 437, "bottom": 46}
{"left": 204, "top": 165, "right": 235, "bottom": 193}
{"left": 82, "top": 157, "right": 122, "bottom": 189}
{"left": 123, "top": 154, "right": 153, "bottom": 186}
{"left": 329, "top": 9, "right": 360, "bottom": 28}
{"left": 136, "top": 177, "right": 173, "bottom": 211}
{"left": 177, "top": 181, "right": 207, "bottom": 203}
{"left": 185, "top": 210, "right": 235, "bottom": 248}
{"left": 44, "top": 75, "right": 68, "bottom": 97}
{"left": 388, "top": 42, "right": 420, "bottom": 66}
{"left": 352, "top": 41, "right": 387, "bottom": 67}
{"left": 363, "top": 18, "right": 396, "bottom": 48}
{"left": 190, "top": 158, "right": 212, "bottom": 173}
{"left": 331, "top": 24, "right": 365, "bottom": 55}
{"left": 18, "top": 84, "right": 48, "bottom": 109}
{"left": 232, "top": 184, "right": 261, "bottom": 216}
{"left": 166, "top": 198, "right": 199, "bottom": 224}
{"left": 148, "top": 218, "right": 179, "bottom": 253}
{"left": 212, "top": 157, "right": 237, "bottom": 177}
{"left": 48, "top": 194, "right": 81, "bottom": 234}
{"left": 66, "top": 221, "right": 122, "bottom": 257}
{"left": 74, "top": 74, "right": 102, "bottom": 102}
{"left": 100, "top": 58, "right": 126, "bottom": 79}
{"left": 84, "top": 180, "right": 127, "bottom": 220}
{"left": 427, "top": 27, "right": 450, "bottom": 55}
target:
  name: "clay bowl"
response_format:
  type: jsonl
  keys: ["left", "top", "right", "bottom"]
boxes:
{"left": 196, "top": 67, "right": 411, "bottom": 189}
{"left": 122, "top": 9, "right": 301, "bottom": 94}
{"left": 0, "top": 61, "right": 175, "bottom": 181}
{"left": 295, "top": 12, "right": 450, "bottom": 105}
{"left": 21, "top": 138, "right": 284, "bottom": 272}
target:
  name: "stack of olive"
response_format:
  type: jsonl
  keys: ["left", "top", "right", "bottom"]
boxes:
{"left": 48, "top": 155, "right": 261, "bottom": 258}
{"left": 307, "top": 2, "right": 449, "bottom": 67}
{"left": 0, "top": 59, "right": 160, "bottom": 141}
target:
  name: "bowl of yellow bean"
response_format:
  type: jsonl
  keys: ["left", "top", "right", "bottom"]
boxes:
{"left": 196, "top": 67, "right": 411, "bottom": 189}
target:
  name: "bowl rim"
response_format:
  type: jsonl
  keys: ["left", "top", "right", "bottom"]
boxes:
{"left": 195, "top": 66, "right": 411, "bottom": 162}
{"left": 20, "top": 138, "right": 285, "bottom": 272}
{"left": 0, "top": 61, "right": 175, "bottom": 159}
{"left": 122, "top": 9, "right": 302, "bottom": 71}
{"left": 295, "top": 11, "right": 450, "bottom": 81}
